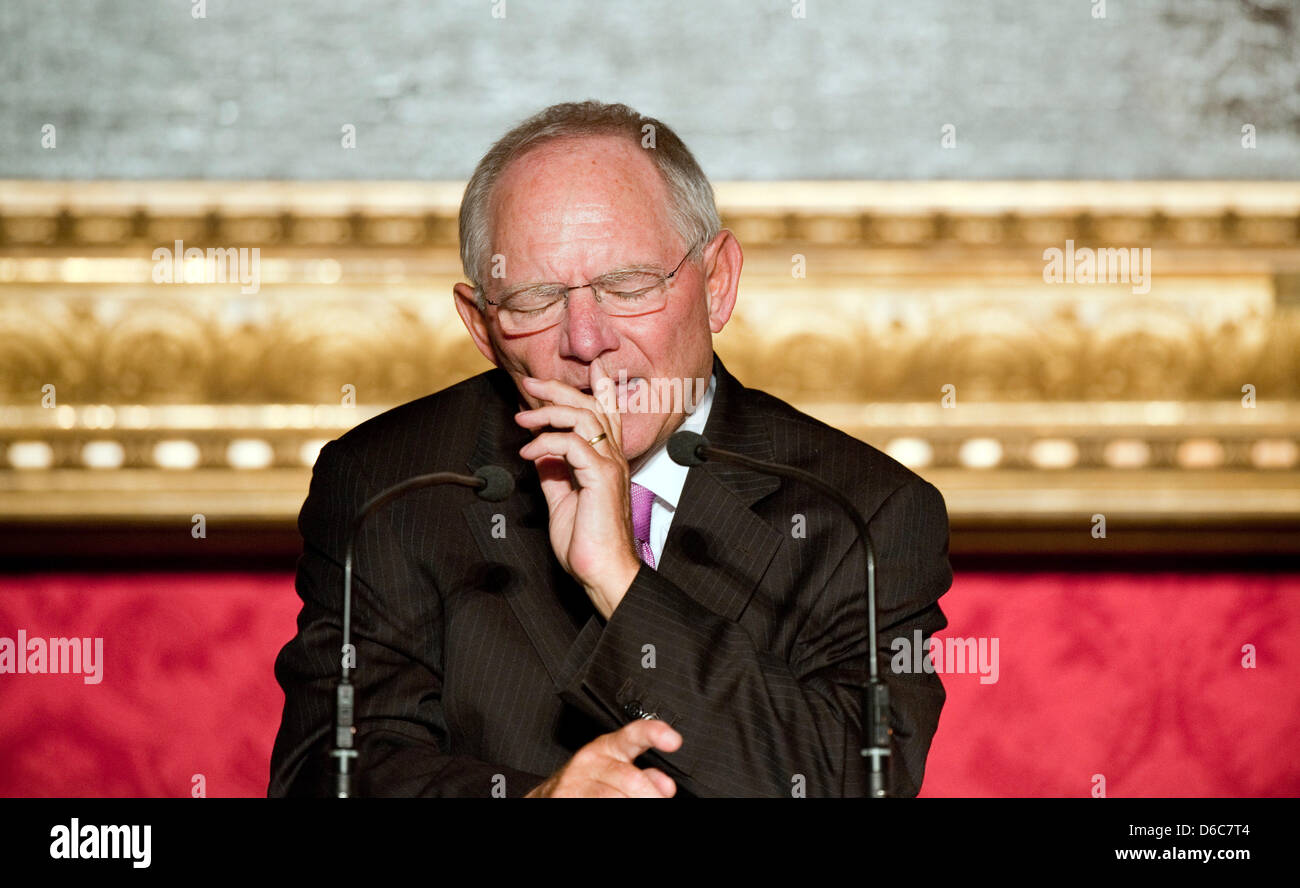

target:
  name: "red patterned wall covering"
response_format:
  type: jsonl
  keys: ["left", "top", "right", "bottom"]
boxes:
{"left": 0, "top": 572, "right": 1296, "bottom": 797}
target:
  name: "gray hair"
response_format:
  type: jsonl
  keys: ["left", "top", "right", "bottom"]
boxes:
{"left": 458, "top": 100, "right": 722, "bottom": 308}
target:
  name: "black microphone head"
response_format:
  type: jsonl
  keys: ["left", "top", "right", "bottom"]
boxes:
{"left": 474, "top": 465, "right": 514, "bottom": 502}
{"left": 668, "top": 431, "right": 709, "bottom": 467}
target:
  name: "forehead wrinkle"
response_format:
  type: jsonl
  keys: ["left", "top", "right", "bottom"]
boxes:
{"left": 559, "top": 201, "right": 615, "bottom": 228}
{"left": 504, "top": 255, "right": 667, "bottom": 291}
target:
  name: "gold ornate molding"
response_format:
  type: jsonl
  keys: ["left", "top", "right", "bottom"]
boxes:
{"left": 1, "top": 180, "right": 1297, "bottom": 546}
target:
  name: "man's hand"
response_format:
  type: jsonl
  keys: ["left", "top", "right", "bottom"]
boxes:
{"left": 525, "top": 719, "right": 682, "bottom": 798}
{"left": 515, "top": 358, "right": 642, "bottom": 619}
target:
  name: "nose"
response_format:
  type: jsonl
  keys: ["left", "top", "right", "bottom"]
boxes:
{"left": 558, "top": 287, "right": 620, "bottom": 363}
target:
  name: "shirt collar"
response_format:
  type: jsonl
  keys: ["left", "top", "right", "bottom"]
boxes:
{"left": 629, "top": 373, "right": 717, "bottom": 509}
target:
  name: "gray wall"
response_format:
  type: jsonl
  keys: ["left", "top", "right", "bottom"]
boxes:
{"left": 1, "top": 0, "right": 1296, "bottom": 180}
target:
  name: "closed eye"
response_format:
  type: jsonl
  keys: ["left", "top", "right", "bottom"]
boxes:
{"left": 592, "top": 272, "right": 663, "bottom": 295}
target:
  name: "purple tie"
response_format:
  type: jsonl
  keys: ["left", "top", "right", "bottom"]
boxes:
{"left": 630, "top": 482, "right": 656, "bottom": 569}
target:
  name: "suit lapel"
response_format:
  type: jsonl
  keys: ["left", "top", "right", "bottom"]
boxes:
{"left": 657, "top": 356, "right": 784, "bottom": 621}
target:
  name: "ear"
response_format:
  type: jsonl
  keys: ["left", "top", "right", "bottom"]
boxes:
{"left": 453, "top": 282, "right": 500, "bottom": 367}
{"left": 701, "top": 229, "right": 742, "bottom": 334}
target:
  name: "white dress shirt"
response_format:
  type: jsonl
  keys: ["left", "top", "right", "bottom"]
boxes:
{"left": 628, "top": 373, "right": 717, "bottom": 566}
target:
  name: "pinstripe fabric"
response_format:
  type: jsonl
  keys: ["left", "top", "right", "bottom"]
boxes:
{"left": 269, "top": 354, "right": 951, "bottom": 797}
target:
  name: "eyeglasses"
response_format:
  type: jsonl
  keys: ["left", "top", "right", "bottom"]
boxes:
{"left": 482, "top": 245, "right": 695, "bottom": 335}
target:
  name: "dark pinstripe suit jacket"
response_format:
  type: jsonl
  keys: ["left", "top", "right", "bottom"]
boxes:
{"left": 269, "top": 354, "right": 951, "bottom": 797}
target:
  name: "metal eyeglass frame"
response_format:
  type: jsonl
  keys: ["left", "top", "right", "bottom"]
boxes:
{"left": 481, "top": 244, "right": 697, "bottom": 318}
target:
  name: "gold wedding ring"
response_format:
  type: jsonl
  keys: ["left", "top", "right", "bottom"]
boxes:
{"left": 587, "top": 432, "right": 608, "bottom": 448}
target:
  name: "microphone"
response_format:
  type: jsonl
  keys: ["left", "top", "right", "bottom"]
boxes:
{"left": 473, "top": 465, "right": 514, "bottom": 502}
{"left": 667, "top": 430, "right": 708, "bottom": 467}
{"left": 667, "top": 431, "right": 891, "bottom": 798}
{"left": 331, "top": 464, "right": 514, "bottom": 798}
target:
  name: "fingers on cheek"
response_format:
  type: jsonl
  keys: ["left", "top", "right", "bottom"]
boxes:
{"left": 522, "top": 431, "right": 565, "bottom": 457}
{"left": 523, "top": 405, "right": 566, "bottom": 427}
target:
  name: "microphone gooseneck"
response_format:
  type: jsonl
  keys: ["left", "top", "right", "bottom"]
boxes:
{"left": 332, "top": 466, "right": 514, "bottom": 798}
{"left": 666, "top": 430, "right": 890, "bottom": 798}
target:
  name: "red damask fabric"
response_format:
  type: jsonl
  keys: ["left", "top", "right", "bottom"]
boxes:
{"left": 922, "top": 572, "right": 1300, "bottom": 797}
{"left": 0, "top": 574, "right": 300, "bottom": 798}
{"left": 0, "top": 572, "right": 1296, "bottom": 797}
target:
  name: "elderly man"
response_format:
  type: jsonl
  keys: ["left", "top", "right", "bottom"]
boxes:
{"left": 269, "top": 101, "right": 951, "bottom": 798}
